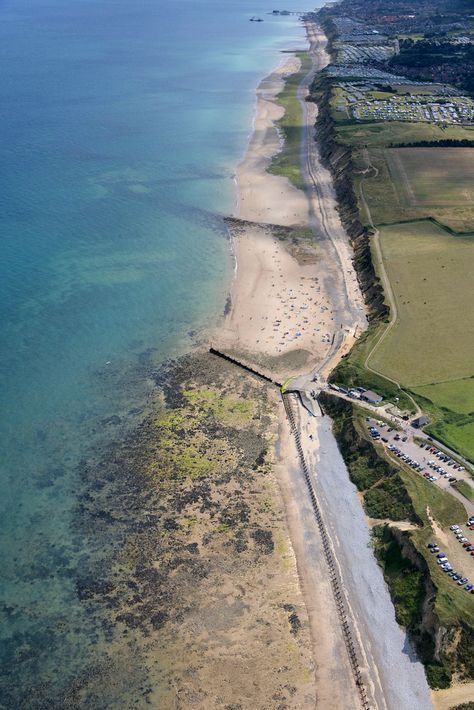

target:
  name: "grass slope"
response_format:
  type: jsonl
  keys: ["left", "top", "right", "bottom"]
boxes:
{"left": 269, "top": 51, "right": 310, "bottom": 190}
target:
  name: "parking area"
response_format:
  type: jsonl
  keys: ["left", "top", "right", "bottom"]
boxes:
{"left": 426, "top": 518, "right": 474, "bottom": 594}
{"left": 365, "top": 416, "right": 474, "bottom": 592}
{"left": 365, "top": 417, "right": 471, "bottom": 497}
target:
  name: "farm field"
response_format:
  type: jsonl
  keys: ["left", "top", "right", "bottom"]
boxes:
{"left": 336, "top": 120, "right": 474, "bottom": 149}
{"left": 368, "top": 220, "right": 474, "bottom": 387}
{"left": 386, "top": 148, "right": 474, "bottom": 208}
{"left": 354, "top": 145, "right": 474, "bottom": 231}
{"left": 415, "top": 378, "right": 474, "bottom": 415}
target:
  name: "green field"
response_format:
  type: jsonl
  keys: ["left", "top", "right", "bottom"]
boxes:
{"left": 453, "top": 479, "right": 474, "bottom": 503}
{"left": 336, "top": 120, "right": 474, "bottom": 149}
{"left": 355, "top": 145, "right": 474, "bottom": 231}
{"left": 431, "top": 420, "right": 474, "bottom": 463}
{"left": 415, "top": 378, "right": 474, "bottom": 415}
{"left": 368, "top": 221, "right": 474, "bottom": 386}
{"left": 324, "top": 92, "right": 474, "bottom": 460}
{"left": 386, "top": 148, "right": 474, "bottom": 208}
{"left": 338, "top": 120, "right": 474, "bottom": 230}
{"left": 269, "top": 51, "right": 311, "bottom": 190}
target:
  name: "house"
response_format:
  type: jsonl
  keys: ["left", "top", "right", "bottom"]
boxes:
{"left": 361, "top": 389, "right": 383, "bottom": 404}
{"left": 412, "top": 415, "right": 429, "bottom": 429}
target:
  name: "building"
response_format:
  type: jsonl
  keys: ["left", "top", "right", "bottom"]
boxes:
{"left": 412, "top": 415, "right": 429, "bottom": 429}
{"left": 361, "top": 389, "right": 383, "bottom": 404}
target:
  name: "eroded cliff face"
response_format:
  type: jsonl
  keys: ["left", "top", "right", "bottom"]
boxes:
{"left": 319, "top": 393, "right": 474, "bottom": 688}
{"left": 306, "top": 83, "right": 388, "bottom": 323}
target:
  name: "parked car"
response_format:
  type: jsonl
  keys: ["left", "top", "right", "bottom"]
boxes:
{"left": 465, "top": 584, "right": 473, "bottom": 591}
{"left": 450, "top": 525, "right": 460, "bottom": 531}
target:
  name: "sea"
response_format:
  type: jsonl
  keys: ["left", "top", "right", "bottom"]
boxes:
{"left": 0, "top": 0, "right": 309, "bottom": 706}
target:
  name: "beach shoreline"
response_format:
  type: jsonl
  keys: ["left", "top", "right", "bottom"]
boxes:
{"left": 216, "top": 23, "right": 367, "bottom": 383}
{"left": 212, "top": 19, "right": 434, "bottom": 709}
{"left": 214, "top": 26, "right": 371, "bottom": 705}
{"left": 216, "top": 52, "right": 339, "bottom": 380}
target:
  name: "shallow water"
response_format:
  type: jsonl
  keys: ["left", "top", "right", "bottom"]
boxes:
{"left": 0, "top": 0, "right": 308, "bottom": 704}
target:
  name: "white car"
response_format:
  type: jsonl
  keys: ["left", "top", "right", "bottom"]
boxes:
{"left": 450, "top": 525, "right": 459, "bottom": 530}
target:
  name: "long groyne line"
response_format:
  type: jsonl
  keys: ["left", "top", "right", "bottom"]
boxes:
{"left": 282, "top": 390, "right": 372, "bottom": 710}
{"left": 209, "top": 347, "right": 282, "bottom": 388}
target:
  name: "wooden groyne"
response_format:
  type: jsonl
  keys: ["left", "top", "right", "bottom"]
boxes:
{"left": 209, "top": 347, "right": 282, "bottom": 388}
{"left": 282, "top": 391, "right": 372, "bottom": 710}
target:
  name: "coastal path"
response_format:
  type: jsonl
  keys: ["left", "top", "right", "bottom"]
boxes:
{"left": 298, "top": 22, "right": 367, "bottom": 380}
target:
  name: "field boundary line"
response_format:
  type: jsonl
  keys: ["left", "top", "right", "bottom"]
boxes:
{"left": 359, "top": 149, "right": 420, "bottom": 415}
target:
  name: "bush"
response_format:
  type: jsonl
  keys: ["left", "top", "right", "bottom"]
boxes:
{"left": 425, "top": 663, "right": 452, "bottom": 689}
{"left": 364, "top": 475, "right": 417, "bottom": 521}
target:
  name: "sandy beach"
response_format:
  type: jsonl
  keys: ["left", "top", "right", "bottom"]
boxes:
{"left": 217, "top": 56, "right": 339, "bottom": 379}
{"left": 216, "top": 32, "right": 369, "bottom": 707}
{"left": 214, "top": 20, "right": 434, "bottom": 710}
{"left": 217, "top": 38, "right": 366, "bottom": 382}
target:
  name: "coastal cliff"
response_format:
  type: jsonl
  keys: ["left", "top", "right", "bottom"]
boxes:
{"left": 319, "top": 393, "right": 474, "bottom": 689}
{"left": 306, "top": 79, "right": 388, "bottom": 324}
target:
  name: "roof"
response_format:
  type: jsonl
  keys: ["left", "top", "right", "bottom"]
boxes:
{"left": 362, "top": 389, "right": 383, "bottom": 401}
{"left": 413, "top": 415, "right": 429, "bottom": 426}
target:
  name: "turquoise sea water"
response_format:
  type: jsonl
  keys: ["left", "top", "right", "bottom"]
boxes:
{"left": 0, "top": 0, "right": 308, "bottom": 705}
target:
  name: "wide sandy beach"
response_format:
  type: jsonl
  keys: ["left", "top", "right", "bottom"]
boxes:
{"left": 217, "top": 35, "right": 369, "bottom": 707}
{"left": 215, "top": 21, "right": 434, "bottom": 710}
{"left": 217, "top": 55, "right": 339, "bottom": 379}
